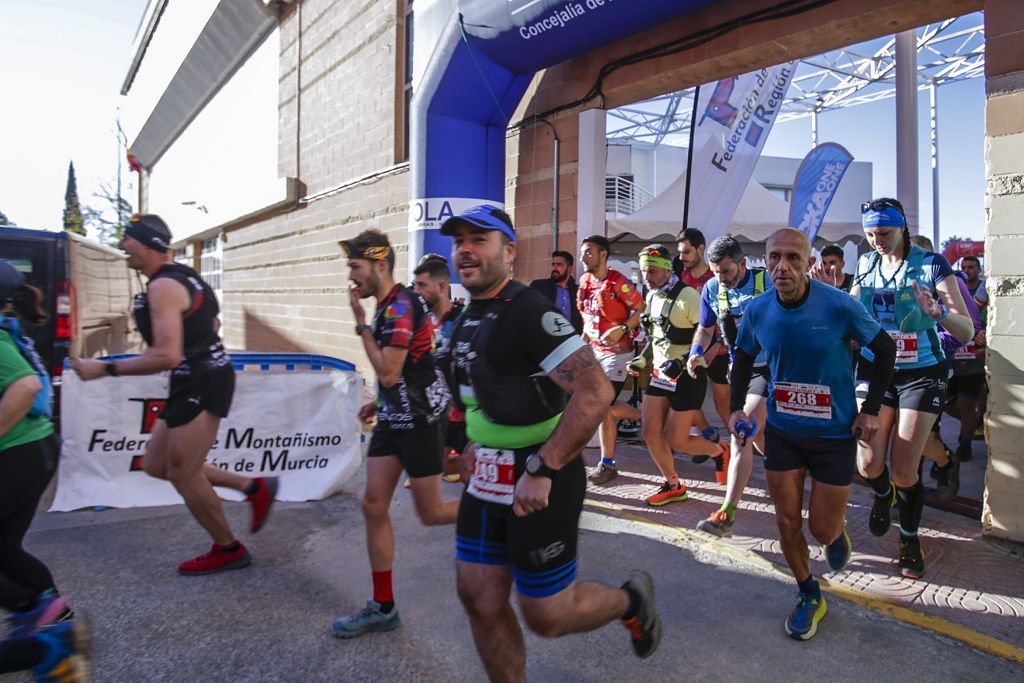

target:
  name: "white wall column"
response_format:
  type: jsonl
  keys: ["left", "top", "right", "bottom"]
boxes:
{"left": 895, "top": 29, "right": 920, "bottom": 231}
{"left": 577, "top": 107, "right": 607, "bottom": 276}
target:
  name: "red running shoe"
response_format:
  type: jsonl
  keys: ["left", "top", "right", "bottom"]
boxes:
{"left": 178, "top": 543, "right": 251, "bottom": 575}
{"left": 247, "top": 476, "right": 279, "bottom": 533}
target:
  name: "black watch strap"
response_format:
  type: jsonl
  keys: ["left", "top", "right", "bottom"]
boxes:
{"left": 525, "top": 453, "right": 556, "bottom": 479}
{"left": 355, "top": 323, "right": 372, "bottom": 335}
{"left": 105, "top": 361, "right": 118, "bottom": 377}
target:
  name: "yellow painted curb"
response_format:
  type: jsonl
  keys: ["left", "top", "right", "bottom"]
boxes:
{"left": 583, "top": 499, "right": 1024, "bottom": 665}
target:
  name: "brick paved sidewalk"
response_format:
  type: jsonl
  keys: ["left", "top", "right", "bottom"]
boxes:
{"left": 583, "top": 439, "right": 1024, "bottom": 654}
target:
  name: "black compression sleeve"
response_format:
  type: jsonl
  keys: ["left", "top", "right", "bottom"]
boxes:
{"left": 729, "top": 348, "right": 756, "bottom": 413}
{"left": 860, "top": 329, "right": 897, "bottom": 416}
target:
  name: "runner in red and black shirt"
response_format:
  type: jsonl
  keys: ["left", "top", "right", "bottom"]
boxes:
{"left": 332, "top": 230, "right": 457, "bottom": 641}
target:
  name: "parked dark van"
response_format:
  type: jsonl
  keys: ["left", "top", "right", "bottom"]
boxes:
{"left": 0, "top": 227, "right": 143, "bottom": 395}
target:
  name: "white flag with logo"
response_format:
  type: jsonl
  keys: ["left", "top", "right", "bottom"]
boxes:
{"left": 687, "top": 62, "right": 797, "bottom": 240}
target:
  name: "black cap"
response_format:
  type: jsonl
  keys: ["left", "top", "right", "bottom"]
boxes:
{"left": 0, "top": 260, "right": 25, "bottom": 301}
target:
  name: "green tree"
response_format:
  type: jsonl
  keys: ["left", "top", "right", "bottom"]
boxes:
{"left": 84, "top": 182, "right": 132, "bottom": 246}
{"left": 62, "top": 161, "right": 86, "bottom": 236}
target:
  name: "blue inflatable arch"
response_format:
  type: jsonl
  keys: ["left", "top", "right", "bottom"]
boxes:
{"left": 409, "top": 0, "right": 717, "bottom": 269}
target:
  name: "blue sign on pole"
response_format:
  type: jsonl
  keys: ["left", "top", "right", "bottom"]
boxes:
{"left": 788, "top": 142, "right": 854, "bottom": 241}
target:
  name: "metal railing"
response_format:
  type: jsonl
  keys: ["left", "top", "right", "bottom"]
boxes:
{"left": 605, "top": 175, "right": 654, "bottom": 216}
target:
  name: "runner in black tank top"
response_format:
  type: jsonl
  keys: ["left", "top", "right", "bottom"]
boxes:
{"left": 72, "top": 214, "right": 278, "bottom": 576}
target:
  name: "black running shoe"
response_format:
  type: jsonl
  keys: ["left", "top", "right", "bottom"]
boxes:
{"left": 933, "top": 450, "right": 960, "bottom": 501}
{"left": 869, "top": 486, "right": 895, "bottom": 537}
{"left": 621, "top": 571, "right": 661, "bottom": 659}
{"left": 898, "top": 536, "right": 925, "bottom": 579}
{"left": 956, "top": 442, "right": 973, "bottom": 463}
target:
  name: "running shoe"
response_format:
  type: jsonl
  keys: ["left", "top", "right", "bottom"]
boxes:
{"left": 929, "top": 447, "right": 954, "bottom": 480}
{"left": 784, "top": 582, "right": 827, "bottom": 641}
{"left": 696, "top": 509, "right": 734, "bottom": 538}
{"left": 442, "top": 473, "right": 462, "bottom": 483}
{"left": 868, "top": 486, "right": 895, "bottom": 537}
{"left": 621, "top": 571, "right": 661, "bottom": 658}
{"left": 178, "top": 543, "right": 251, "bottom": 575}
{"left": 691, "top": 428, "right": 719, "bottom": 464}
{"left": 956, "top": 441, "right": 973, "bottom": 463}
{"left": 332, "top": 600, "right": 401, "bottom": 639}
{"left": 403, "top": 478, "right": 412, "bottom": 489}
{"left": 933, "top": 450, "right": 960, "bottom": 500}
{"left": 645, "top": 481, "right": 688, "bottom": 507}
{"left": 973, "top": 425, "right": 984, "bottom": 440}
{"left": 32, "top": 616, "right": 92, "bottom": 683}
{"left": 588, "top": 463, "right": 619, "bottom": 486}
{"left": 7, "top": 591, "right": 70, "bottom": 639}
{"left": 712, "top": 443, "right": 730, "bottom": 485}
{"left": 247, "top": 476, "right": 279, "bottom": 533}
{"left": 824, "top": 528, "right": 852, "bottom": 573}
{"left": 898, "top": 536, "right": 926, "bottom": 579}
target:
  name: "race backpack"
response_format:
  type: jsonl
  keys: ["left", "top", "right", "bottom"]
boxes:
{"left": 0, "top": 316, "right": 53, "bottom": 419}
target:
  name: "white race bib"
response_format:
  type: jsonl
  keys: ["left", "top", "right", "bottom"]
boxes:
{"left": 888, "top": 331, "right": 919, "bottom": 364}
{"left": 953, "top": 341, "right": 977, "bottom": 362}
{"left": 467, "top": 447, "right": 516, "bottom": 505}
{"left": 649, "top": 366, "right": 678, "bottom": 391}
{"left": 774, "top": 382, "right": 832, "bottom": 420}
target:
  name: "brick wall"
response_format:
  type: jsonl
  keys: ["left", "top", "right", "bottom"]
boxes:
{"left": 981, "top": 0, "right": 1024, "bottom": 542}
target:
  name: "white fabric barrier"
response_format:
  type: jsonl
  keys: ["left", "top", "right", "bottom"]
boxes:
{"left": 51, "top": 360, "right": 365, "bottom": 511}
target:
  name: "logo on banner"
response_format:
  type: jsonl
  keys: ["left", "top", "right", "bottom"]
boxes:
{"left": 704, "top": 66, "right": 793, "bottom": 174}
{"left": 701, "top": 77, "right": 738, "bottom": 127}
{"left": 130, "top": 397, "right": 166, "bottom": 434}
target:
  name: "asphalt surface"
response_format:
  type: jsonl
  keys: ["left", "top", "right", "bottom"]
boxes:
{"left": 10, "top": 470, "right": 1022, "bottom": 682}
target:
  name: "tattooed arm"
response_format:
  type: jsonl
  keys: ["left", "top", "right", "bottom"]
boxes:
{"left": 537, "top": 346, "right": 614, "bottom": 470}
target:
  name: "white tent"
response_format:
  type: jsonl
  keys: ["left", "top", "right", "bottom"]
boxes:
{"left": 607, "top": 170, "right": 862, "bottom": 244}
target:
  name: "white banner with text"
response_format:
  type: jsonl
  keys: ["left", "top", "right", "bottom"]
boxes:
{"left": 51, "top": 369, "right": 365, "bottom": 511}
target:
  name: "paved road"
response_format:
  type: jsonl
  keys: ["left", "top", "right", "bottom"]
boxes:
{"left": 15, "top": 472, "right": 1021, "bottom": 682}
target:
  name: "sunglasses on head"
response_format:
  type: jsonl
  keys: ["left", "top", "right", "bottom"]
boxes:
{"left": 861, "top": 198, "right": 905, "bottom": 216}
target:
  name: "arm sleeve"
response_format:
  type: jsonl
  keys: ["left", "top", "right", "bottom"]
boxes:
{"left": 859, "top": 329, "right": 897, "bottom": 416}
{"left": 729, "top": 347, "right": 756, "bottom": 413}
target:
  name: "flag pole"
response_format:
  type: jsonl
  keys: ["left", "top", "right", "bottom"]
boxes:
{"left": 682, "top": 84, "right": 700, "bottom": 231}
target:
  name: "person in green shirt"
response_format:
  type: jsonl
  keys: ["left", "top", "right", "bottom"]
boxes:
{"left": 0, "top": 260, "right": 89, "bottom": 681}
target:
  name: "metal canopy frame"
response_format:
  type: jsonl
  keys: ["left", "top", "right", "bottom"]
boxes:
{"left": 606, "top": 13, "right": 984, "bottom": 147}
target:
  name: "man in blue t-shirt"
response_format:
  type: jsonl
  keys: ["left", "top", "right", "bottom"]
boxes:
{"left": 686, "top": 236, "right": 772, "bottom": 538}
{"left": 729, "top": 228, "right": 896, "bottom": 643}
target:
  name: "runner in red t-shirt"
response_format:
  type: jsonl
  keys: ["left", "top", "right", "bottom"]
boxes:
{"left": 577, "top": 235, "right": 644, "bottom": 485}
{"left": 675, "top": 228, "right": 730, "bottom": 445}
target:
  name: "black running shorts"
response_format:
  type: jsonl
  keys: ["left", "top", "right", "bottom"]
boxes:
{"left": 645, "top": 366, "right": 707, "bottom": 412}
{"left": 706, "top": 353, "right": 729, "bottom": 385}
{"left": 446, "top": 420, "right": 468, "bottom": 454}
{"left": 367, "top": 420, "right": 446, "bottom": 478}
{"left": 609, "top": 380, "right": 626, "bottom": 404}
{"left": 456, "top": 452, "right": 586, "bottom": 599}
{"left": 855, "top": 361, "right": 948, "bottom": 414}
{"left": 161, "top": 366, "right": 235, "bottom": 428}
{"left": 948, "top": 373, "right": 985, "bottom": 399}
{"left": 763, "top": 424, "right": 856, "bottom": 487}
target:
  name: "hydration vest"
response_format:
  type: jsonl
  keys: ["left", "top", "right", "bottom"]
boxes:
{"left": 856, "top": 245, "right": 939, "bottom": 334}
{"left": 717, "top": 268, "right": 767, "bottom": 348}
{"left": 644, "top": 280, "right": 697, "bottom": 346}
{"left": 450, "top": 281, "right": 566, "bottom": 448}
{"left": 0, "top": 317, "right": 52, "bottom": 419}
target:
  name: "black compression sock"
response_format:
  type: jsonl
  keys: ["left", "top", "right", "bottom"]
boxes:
{"left": 621, "top": 584, "right": 640, "bottom": 620}
{"left": 896, "top": 481, "right": 925, "bottom": 533}
{"left": 865, "top": 467, "right": 891, "bottom": 497}
{"left": 244, "top": 480, "right": 260, "bottom": 496}
{"left": 219, "top": 541, "right": 241, "bottom": 552}
{"left": 797, "top": 575, "right": 816, "bottom": 595}
{"left": 377, "top": 601, "right": 395, "bottom": 614}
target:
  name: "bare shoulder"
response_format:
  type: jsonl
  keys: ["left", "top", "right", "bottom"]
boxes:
{"left": 147, "top": 276, "right": 189, "bottom": 312}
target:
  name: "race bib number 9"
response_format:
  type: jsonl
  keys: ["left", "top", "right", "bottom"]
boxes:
{"left": 888, "top": 331, "right": 919, "bottom": 364}
{"left": 773, "top": 382, "right": 832, "bottom": 420}
{"left": 467, "top": 447, "right": 516, "bottom": 505}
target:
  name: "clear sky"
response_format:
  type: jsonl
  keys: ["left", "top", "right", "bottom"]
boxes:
{"left": 0, "top": 1, "right": 988, "bottom": 245}
{"left": 0, "top": 0, "right": 147, "bottom": 230}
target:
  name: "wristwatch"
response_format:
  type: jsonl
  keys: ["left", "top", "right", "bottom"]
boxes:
{"left": 355, "top": 323, "right": 372, "bottom": 335}
{"left": 105, "top": 361, "right": 118, "bottom": 377}
{"left": 524, "top": 453, "right": 557, "bottom": 479}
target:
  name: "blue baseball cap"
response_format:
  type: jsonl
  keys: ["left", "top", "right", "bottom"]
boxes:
{"left": 0, "top": 260, "right": 24, "bottom": 301}
{"left": 440, "top": 205, "right": 516, "bottom": 243}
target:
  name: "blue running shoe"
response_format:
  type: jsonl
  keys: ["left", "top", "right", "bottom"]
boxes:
{"left": 784, "top": 582, "right": 827, "bottom": 641}
{"left": 8, "top": 591, "right": 69, "bottom": 639}
{"left": 332, "top": 600, "right": 401, "bottom": 639}
{"left": 33, "top": 616, "right": 91, "bottom": 683}
{"left": 825, "top": 528, "right": 852, "bottom": 573}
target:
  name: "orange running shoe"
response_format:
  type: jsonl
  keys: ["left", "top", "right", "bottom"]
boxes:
{"left": 645, "top": 481, "right": 688, "bottom": 507}
{"left": 712, "top": 444, "right": 730, "bottom": 485}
